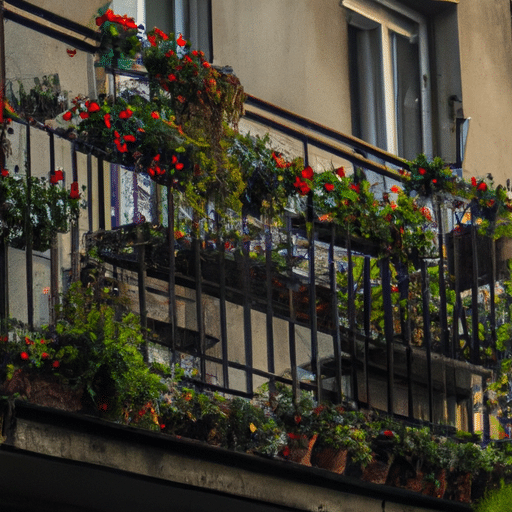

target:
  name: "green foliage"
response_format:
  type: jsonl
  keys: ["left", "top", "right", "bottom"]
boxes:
{"left": 0, "top": 173, "right": 83, "bottom": 252}
{"left": 473, "top": 483, "right": 512, "bottom": 512}
{"left": 228, "top": 131, "right": 303, "bottom": 214}
{"left": 51, "top": 280, "right": 167, "bottom": 415}
{"left": 404, "top": 153, "right": 458, "bottom": 197}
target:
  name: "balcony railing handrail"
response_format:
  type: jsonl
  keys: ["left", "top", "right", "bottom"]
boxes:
{"left": 244, "top": 94, "right": 410, "bottom": 173}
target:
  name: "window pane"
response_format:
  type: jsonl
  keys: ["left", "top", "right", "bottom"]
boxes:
{"left": 348, "top": 25, "right": 387, "bottom": 151}
{"left": 393, "top": 32, "right": 422, "bottom": 160}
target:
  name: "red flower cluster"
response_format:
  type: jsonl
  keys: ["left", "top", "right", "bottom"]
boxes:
{"left": 1, "top": 168, "right": 9, "bottom": 177}
{"left": 418, "top": 167, "right": 427, "bottom": 176}
{"left": 324, "top": 183, "right": 334, "bottom": 192}
{"left": 95, "top": 9, "right": 137, "bottom": 30}
{"left": 69, "top": 181, "right": 80, "bottom": 199}
{"left": 50, "top": 169, "right": 64, "bottom": 184}
{"left": 271, "top": 152, "right": 291, "bottom": 169}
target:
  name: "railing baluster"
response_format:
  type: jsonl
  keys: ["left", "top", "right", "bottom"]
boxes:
{"left": 25, "top": 124, "right": 33, "bottom": 330}
{"left": 421, "top": 259, "right": 434, "bottom": 423}
{"left": 490, "top": 238, "right": 497, "bottom": 350}
{"left": 452, "top": 232, "right": 460, "bottom": 359}
{"left": 49, "top": 132, "right": 59, "bottom": 329}
{"left": 97, "top": 158, "right": 105, "bottom": 230}
{"left": 436, "top": 202, "right": 449, "bottom": 356}
{"left": 363, "top": 256, "right": 371, "bottom": 408}
{"left": 242, "top": 212, "right": 253, "bottom": 395}
{"left": 307, "top": 193, "right": 321, "bottom": 403}
{"left": 330, "top": 223, "right": 343, "bottom": 404}
{"left": 168, "top": 191, "right": 177, "bottom": 363}
{"left": 218, "top": 224, "right": 229, "bottom": 389}
{"left": 286, "top": 213, "right": 299, "bottom": 404}
{"left": 470, "top": 208, "right": 480, "bottom": 365}
{"left": 265, "top": 206, "right": 275, "bottom": 375}
{"left": 86, "top": 153, "right": 93, "bottom": 232}
{"left": 70, "top": 142, "right": 79, "bottom": 283}
{"left": 193, "top": 217, "right": 206, "bottom": 382}
{"left": 136, "top": 224, "right": 148, "bottom": 362}
{"left": 347, "top": 228, "right": 358, "bottom": 406}
{"left": 380, "top": 257, "right": 394, "bottom": 415}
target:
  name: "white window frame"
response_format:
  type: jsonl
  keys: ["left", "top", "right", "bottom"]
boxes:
{"left": 342, "top": 0, "right": 433, "bottom": 158}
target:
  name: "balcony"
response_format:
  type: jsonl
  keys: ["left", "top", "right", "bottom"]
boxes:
{"left": 0, "top": 3, "right": 511, "bottom": 509}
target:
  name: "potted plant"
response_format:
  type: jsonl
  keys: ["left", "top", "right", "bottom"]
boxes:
{"left": 270, "top": 383, "right": 318, "bottom": 465}
{"left": 311, "top": 405, "right": 372, "bottom": 474}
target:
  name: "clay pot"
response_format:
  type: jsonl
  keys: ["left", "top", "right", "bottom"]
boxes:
{"left": 313, "top": 447, "right": 348, "bottom": 474}
{"left": 286, "top": 434, "right": 318, "bottom": 466}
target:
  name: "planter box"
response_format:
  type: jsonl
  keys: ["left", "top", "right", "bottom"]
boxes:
{"left": 2, "top": 370, "right": 83, "bottom": 412}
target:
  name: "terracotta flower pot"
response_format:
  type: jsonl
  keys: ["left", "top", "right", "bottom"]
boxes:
{"left": 286, "top": 434, "right": 318, "bottom": 466}
{"left": 361, "top": 452, "right": 393, "bottom": 485}
{"left": 313, "top": 447, "right": 348, "bottom": 474}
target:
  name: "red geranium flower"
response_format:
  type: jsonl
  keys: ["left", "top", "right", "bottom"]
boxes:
{"left": 176, "top": 33, "right": 187, "bottom": 47}
{"left": 477, "top": 182, "right": 488, "bottom": 192}
{"left": 69, "top": 181, "right": 80, "bottom": 199}
{"left": 50, "top": 169, "right": 64, "bottom": 184}
{"left": 336, "top": 166, "right": 345, "bottom": 178}
{"left": 25, "top": 337, "right": 32, "bottom": 345}
{"left": 20, "top": 352, "right": 29, "bottom": 360}
{"left": 432, "top": 179, "right": 437, "bottom": 184}
{"left": 418, "top": 167, "right": 427, "bottom": 175}
{"left": 202, "top": 61, "right": 210, "bottom": 68}
{"left": 63, "top": 111, "right": 73, "bottom": 121}
{"left": 160, "top": 423, "right": 166, "bottom": 430}
{"left": 88, "top": 102, "right": 100, "bottom": 113}
{"left": 119, "top": 108, "right": 133, "bottom": 119}
{"left": 350, "top": 183, "right": 360, "bottom": 194}
{"left": 175, "top": 163, "right": 184, "bottom": 171}
{"left": 151, "top": 111, "right": 160, "bottom": 119}
{"left": 287, "top": 432, "right": 301, "bottom": 440}
{"left": 79, "top": 111, "right": 89, "bottom": 120}
{"left": 123, "top": 134, "right": 136, "bottom": 143}
{"left": 41, "top": 352, "right": 49, "bottom": 359}
{"left": 324, "top": 183, "right": 334, "bottom": 192}
{"left": 1, "top": 169, "right": 9, "bottom": 177}
{"left": 301, "top": 166, "right": 314, "bottom": 180}
{"left": 471, "top": 177, "right": 477, "bottom": 187}
{"left": 390, "top": 185, "right": 400, "bottom": 193}
{"left": 114, "top": 139, "right": 128, "bottom": 153}
{"left": 148, "top": 34, "right": 157, "bottom": 47}
{"left": 52, "top": 360, "right": 60, "bottom": 368}
{"left": 282, "top": 446, "right": 290, "bottom": 457}
{"left": 383, "top": 429, "right": 394, "bottom": 437}
{"left": 153, "top": 154, "right": 161, "bottom": 162}
{"left": 168, "top": 74, "right": 177, "bottom": 82}
{"left": 103, "top": 114, "right": 111, "bottom": 128}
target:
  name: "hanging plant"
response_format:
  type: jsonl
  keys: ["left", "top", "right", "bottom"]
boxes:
{"left": 95, "top": 8, "right": 142, "bottom": 68}
{"left": 0, "top": 170, "right": 84, "bottom": 252}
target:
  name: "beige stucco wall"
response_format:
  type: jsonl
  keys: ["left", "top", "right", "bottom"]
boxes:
{"left": 212, "top": 0, "right": 352, "bottom": 136}
{"left": 457, "top": 0, "right": 512, "bottom": 184}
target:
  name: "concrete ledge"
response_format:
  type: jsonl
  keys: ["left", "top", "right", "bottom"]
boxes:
{"left": 1, "top": 401, "right": 472, "bottom": 512}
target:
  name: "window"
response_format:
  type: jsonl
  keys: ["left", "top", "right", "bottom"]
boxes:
{"left": 145, "top": 0, "right": 212, "bottom": 61}
{"left": 343, "top": 0, "right": 432, "bottom": 160}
